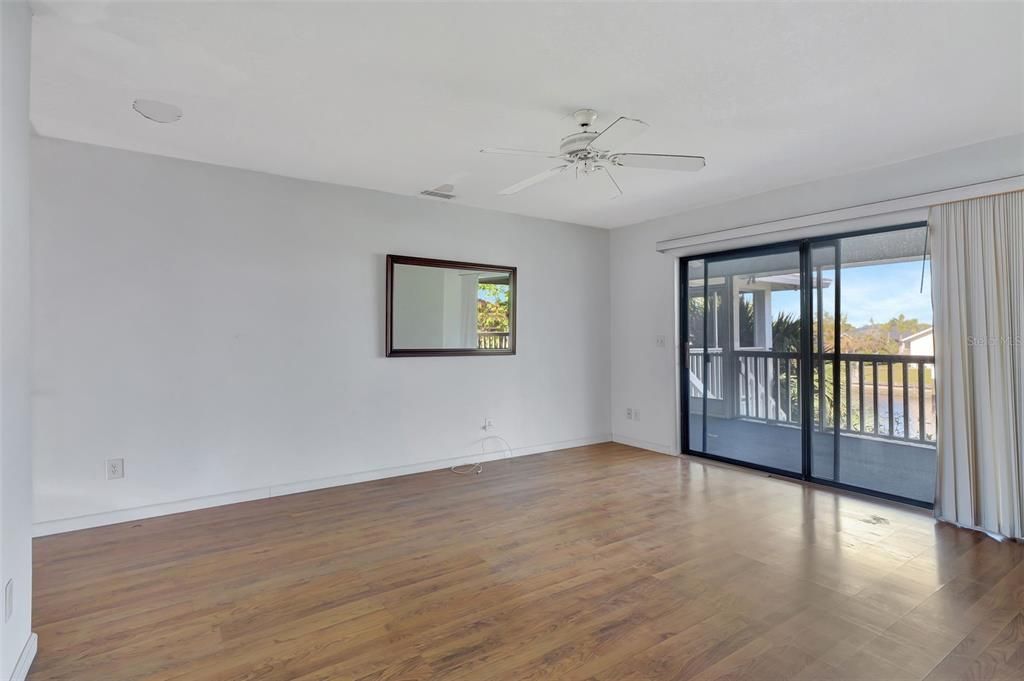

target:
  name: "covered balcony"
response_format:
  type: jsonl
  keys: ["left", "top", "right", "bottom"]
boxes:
{"left": 686, "top": 227, "right": 936, "bottom": 504}
{"left": 689, "top": 348, "right": 936, "bottom": 501}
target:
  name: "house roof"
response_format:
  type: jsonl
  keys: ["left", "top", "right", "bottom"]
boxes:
{"left": 900, "top": 327, "right": 933, "bottom": 343}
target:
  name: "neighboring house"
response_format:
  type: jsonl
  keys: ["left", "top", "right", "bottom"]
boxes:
{"left": 900, "top": 327, "right": 934, "bottom": 355}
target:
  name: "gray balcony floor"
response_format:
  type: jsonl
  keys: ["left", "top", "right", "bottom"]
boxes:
{"left": 689, "top": 415, "right": 936, "bottom": 503}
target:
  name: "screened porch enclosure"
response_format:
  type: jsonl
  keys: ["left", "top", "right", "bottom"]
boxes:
{"left": 685, "top": 225, "right": 936, "bottom": 505}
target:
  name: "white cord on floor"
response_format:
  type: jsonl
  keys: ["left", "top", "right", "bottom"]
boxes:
{"left": 450, "top": 435, "right": 513, "bottom": 475}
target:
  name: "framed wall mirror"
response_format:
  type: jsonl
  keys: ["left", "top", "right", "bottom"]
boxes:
{"left": 386, "top": 255, "right": 516, "bottom": 357}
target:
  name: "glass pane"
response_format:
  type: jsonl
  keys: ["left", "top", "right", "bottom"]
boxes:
{"left": 685, "top": 259, "right": 706, "bottom": 451}
{"left": 391, "top": 263, "right": 513, "bottom": 351}
{"left": 810, "top": 243, "right": 838, "bottom": 481}
{"left": 831, "top": 226, "right": 936, "bottom": 503}
{"left": 703, "top": 249, "right": 802, "bottom": 473}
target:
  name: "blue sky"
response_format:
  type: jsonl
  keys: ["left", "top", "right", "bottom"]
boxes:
{"left": 773, "top": 261, "right": 932, "bottom": 327}
{"left": 478, "top": 283, "right": 510, "bottom": 303}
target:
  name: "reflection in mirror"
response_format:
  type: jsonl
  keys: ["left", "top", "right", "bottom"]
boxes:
{"left": 387, "top": 256, "right": 515, "bottom": 356}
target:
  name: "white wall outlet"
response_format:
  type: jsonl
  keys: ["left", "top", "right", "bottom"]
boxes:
{"left": 626, "top": 407, "right": 633, "bottom": 420}
{"left": 4, "top": 579, "right": 13, "bottom": 622}
{"left": 634, "top": 409, "right": 640, "bottom": 421}
{"left": 655, "top": 335, "right": 666, "bottom": 348}
{"left": 483, "top": 418, "right": 495, "bottom": 431}
{"left": 106, "top": 458, "right": 124, "bottom": 480}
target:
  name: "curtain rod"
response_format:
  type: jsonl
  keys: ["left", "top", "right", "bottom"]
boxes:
{"left": 655, "top": 174, "right": 1024, "bottom": 254}
{"left": 930, "top": 184, "right": 1024, "bottom": 208}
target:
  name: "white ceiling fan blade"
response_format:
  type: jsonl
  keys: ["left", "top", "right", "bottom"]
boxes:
{"left": 587, "top": 117, "right": 649, "bottom": 151}
{"left": 611, "top": 153, "right": 706, "bottom": 172}
{"left": 480, "top": 147, "right": 560, "bottom": 158}
{"left": 498, "top": 165, "right": 568, "bottom": 195}
{"left": 598, "top": 166, "right": 623, "bottom": 198}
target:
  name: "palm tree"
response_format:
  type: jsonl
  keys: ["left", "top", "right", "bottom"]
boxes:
{"left": 772, "top": 311, "right": 800, "bottom": 352}
{"left": 771, "top": 311, "right": 853, "bottom": 430}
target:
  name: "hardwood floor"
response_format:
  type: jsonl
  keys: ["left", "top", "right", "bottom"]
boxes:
{"left": 30, "top": 443, "right": 1024, "bottom": 681}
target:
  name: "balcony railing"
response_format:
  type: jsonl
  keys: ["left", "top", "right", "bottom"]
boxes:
{"left": 478, "top": 332, "right": 510, "bottom": 350}
{"left": 689, "top": 348, "right": 724, "bottom": 400}
{"left": 689, "top": 348, "right": 936, "bottom": 445}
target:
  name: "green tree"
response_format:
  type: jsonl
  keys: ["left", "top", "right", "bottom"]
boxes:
{"left": 477, "top": 283, "right": 510, "bottom": 332}
{"left": 772, "top": 311, "right": 800, "bottom": 352}
{"left": 688, "top": 295, "right": 707, "bottom": 346}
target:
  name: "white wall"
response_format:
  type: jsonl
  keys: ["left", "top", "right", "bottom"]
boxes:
{"left": 908, "top": 333, "right": 934, "bottom": 357}
{"left": 1, "top": 0, "right": 36, "bottom": 677}
{"left": 31, "top": 137, "right": 611, "bottom": 534}
{"left": 610, "top": 134, "right": 1024, "bottom": 454}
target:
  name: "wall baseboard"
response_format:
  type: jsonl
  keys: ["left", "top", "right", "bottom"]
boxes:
{"left": 33, "top": 488, "right": 273, "bottom": 537}
{"left": 9, "top": 633, "right": 36, "bottom": 681}
{"left": 611, "top": 435, "right": 678, "bottom": 456}
{"left": 33, "top": 435, "right": 611, "bottom": 537}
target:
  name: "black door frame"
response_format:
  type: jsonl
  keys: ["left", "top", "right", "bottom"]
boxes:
{"left": 679, "top": 221, "right": 933, "bottom": 509}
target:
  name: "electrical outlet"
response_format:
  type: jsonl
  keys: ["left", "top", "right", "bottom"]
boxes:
{"left": 634, "top": 409, "right": 640, "bottom": 421}
{"left": 626, "top": 408, "right": 633, "bottom": 420}
{"left": 483, "top": 418, "right": 495, "bottom": 431}
{"left": 106, "top": 458, "right": 124, "bottom": 480}
{"left": 655, "top": 335, "right": 666, "bottom": 348}
{"left": 4, "top": 579, "right": 13, "bottom": 622}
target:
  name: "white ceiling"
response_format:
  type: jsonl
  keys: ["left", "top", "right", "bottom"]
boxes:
{"left": 30, "top": 1, "right": 1024, "bottom": 229}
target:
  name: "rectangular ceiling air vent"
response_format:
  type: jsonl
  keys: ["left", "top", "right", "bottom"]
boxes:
{"left": 420, "top": 184, "right": 456, "bottom": 200}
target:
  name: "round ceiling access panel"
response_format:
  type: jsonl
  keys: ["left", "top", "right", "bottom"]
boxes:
{"left": 132, "top": 99, "right": 182, "bottom": 124}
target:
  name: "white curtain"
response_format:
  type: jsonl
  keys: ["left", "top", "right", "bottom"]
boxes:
{"left": 930, "top": 190, "right": 1024, "bottom": 539}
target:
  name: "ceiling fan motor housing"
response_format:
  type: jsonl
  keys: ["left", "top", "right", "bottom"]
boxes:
{"left": 559, "top": 131, "right": 601, "bottom": 157}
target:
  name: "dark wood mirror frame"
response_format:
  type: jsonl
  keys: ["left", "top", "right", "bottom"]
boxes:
{"left": 385, "top": 254, "right": 517, "bottom": 357}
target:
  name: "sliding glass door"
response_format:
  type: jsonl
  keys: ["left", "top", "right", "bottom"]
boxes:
{"left": 686, "top": 248, "right": 804, "bottom": 473}
{"left": 826, "top": 228, "right": 936, "bottom": 502}
{"left": 682, "top": 224, "right": 936, "bottom": 507}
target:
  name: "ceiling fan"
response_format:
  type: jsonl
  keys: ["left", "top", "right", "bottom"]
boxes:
{"left": 480, "top": 109, "right": 705, "bottom": 197}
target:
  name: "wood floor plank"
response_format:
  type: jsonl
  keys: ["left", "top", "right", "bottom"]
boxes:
{"left": 29, "top": 443, "right": 1024, "bottom": 681}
